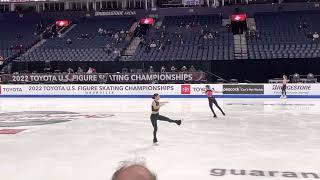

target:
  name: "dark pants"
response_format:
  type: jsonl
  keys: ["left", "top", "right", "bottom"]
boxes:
{"left": 150, "top": 113, "right": 176, "bottom": 141}
{"left": 208, "top": 97, "right": 225, "bottom": 116}
{"left": 282, "top": 84, "right": 287, "bottom": 96}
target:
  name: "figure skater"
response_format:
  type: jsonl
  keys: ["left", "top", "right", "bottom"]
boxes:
{"left": 150, "top": 93, "right": 182, "bottom": 144}
{"left": 281, "top": 75, "right": 289, "bottom": 99}
{"left": 204, "top": 85, "right": 225, "bottom": 118}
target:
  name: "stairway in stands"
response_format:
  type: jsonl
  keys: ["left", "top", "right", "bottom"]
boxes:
{"left": 234, "top": 34, "right": 248, "bottom": 59}
{"left": 122, "top": 37, "right": 142, "bottom": 57}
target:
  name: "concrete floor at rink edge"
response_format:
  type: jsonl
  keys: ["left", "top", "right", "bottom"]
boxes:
{"left": 1, "top": 98, "right": 320, "bottom": 180}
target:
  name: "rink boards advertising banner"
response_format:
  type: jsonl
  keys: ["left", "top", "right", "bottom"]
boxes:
{"left": 264, "top": 84, "right": 316, "bottom": 95}
{"left": 0, "top": 84, "right": 320, "bottom": 98}
{"left": 0, "top": 84, "right": 222, "bottom": 97}
{"left": 223, "top": 84, "right": 264, "bottom": 94}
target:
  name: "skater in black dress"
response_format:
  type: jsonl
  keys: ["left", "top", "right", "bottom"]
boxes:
{"left": 150, "top": 93, "right": 181, "bottom": 144}
{"left": 205, "top": 85, "right": 225, "bottom": 118}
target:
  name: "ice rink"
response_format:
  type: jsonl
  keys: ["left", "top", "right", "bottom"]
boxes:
{"left": 1, "top": 98, "right": 320, "bottom": 180}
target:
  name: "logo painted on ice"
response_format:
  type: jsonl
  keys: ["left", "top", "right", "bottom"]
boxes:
{"left": 181, "top": 85, "right": 191, "bottom": 94}
{"left": 0, "top": 111, "right": 114, "bottom": 127}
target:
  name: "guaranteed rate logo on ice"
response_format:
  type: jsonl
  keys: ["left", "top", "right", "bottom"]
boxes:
{"left": 210, "top": 168, "right": 320, "bottom": 179}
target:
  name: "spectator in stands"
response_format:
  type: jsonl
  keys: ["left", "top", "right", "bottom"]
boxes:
{"left": 166, "top": 39, "right": 171, "bottom": 45}
{"left": 181, "top": 66, "right": 187, "bottom": 72}
{"left": 87, "top": 67, "right": 97, "bottom": 74}
{"left": 161, "top": 66, "right": 166, "bottom": 73}
{"left": 313, "top": 32, "right": 319, "bottom": 41}
{"left": 105, "top": 44, "right": 112, "bottom": 55}
{"left": 150, "top": 40, "right": 157, "bottom": 48}
{"left": 0, "top": 56, "right": 4, "bottom": 65}
{"left": 106, "top": 30, "right": 112, "bottom": 37}
{"left": 189, "top": 65, "right": 196, "bottom": 72}
{"left": 114, "top": 48, "right": 121, "bottom": 57}
{"left": 171, "top": 66, "right": 176, "bottom": 72}
{"left": 111, "top": 160, "right": 157, "bottom": 180}
{"left": 67, "top": 67, "right": 74, "bottom": 74}
{"left": 180, "top": 39, "right": 184, "bottom": 45}
{"left": 158, "top": 43, "right": 164, "bottom": 51}
{"left": 77, "top": 67, "right": 84, "bottom": 73}
{"left": 114, "top": 33, "right": 119, "bottom": 40}
{"left": 160, "top": 32, "right": 165, "bottom": 39}
{"left": 17, "top": 44, "right": 23, "bottom": 53}
{"left": 120, "top": 29, "right": 125, "bottom": 36}
{"left": 149, "top": 66, "right": 154, "bottom": 73}
{"left": 98, "top": 27, "right": 104, "bottom": 35}
{"left": 66, "top": 38, "right": 72, "bottom": 45}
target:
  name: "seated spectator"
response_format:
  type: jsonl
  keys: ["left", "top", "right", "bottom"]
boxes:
{"left": 114, "top": 33, "right": 119, "bottom": 40}
{"left": 77, "top": 67, "right": 83, "bottom": 73}
{"left": 161, "top": 66, "right": 166, "bottom": 73}
{"left": 114, "top": 48, "right": 121, "bottom": 57}
{"left": 181, "top": 66, "right": 187, "bottom": 72}
{"left": 105, "top": 44, "right": 112, "bottom": 55}
{"left": 189, "top": 65, "right": 196, "bottom": 72}
{"left": 87, "top": 67, "right": 97, "bottom": 74}
{"left": 0, "top": 56, "right": 4, "bottom": 65}
{"left": 120, "top": 29, "right": 125, "bottom": 35}
{"left": 98, "top": 27, "right": 104, "bottom": 35}
{"left": 171, "top": 66, "right": 176, "bottom": 72}
{"left": 313, "top": 32, "right": 319, "bottom": 41}
{"left": 67, "top": 67, "right": 74, "bottom": 74}
{"left": 150, "top": 41, "right": 157, "bottom": 48}
{"left": 149, "top": 66, "right": 154, "bottom": 73}
{"left": 106, "top": 30, "right": 112, "bottom": 37}
{"left": 66, "top": 38, "right": 72, "bottom": 45}
{"left": 158, "top": 43, "right": 164, "bottom": 51}
{"left": 166, "top": 39, "right": 171, "bottom": 45}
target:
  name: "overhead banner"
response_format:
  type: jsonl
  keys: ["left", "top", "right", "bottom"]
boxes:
{"left": 95, "top": 10, "right": 136, "bottom": 16}
{"left": 0, "top": 72, "right": 206, "bottom": 84}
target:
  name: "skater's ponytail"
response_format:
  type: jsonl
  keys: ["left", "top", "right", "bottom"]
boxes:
{"left": 152, "top": 93, "right": 159, "bottom": 99}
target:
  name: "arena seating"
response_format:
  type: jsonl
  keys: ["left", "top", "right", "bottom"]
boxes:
{"left": 131, "top": 14, "right": 235, "bottom": 61}
{"left": 0, "top": 13, "right": 42, "bottom": 60}
{"left": 247, "top": 11, "right": 320, "bottom": 59}
{"left": 19, "top": 16, "right": 135, "bottom": 62}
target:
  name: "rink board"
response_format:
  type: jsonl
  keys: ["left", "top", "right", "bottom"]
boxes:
{"left": 0, "top": 84, "right": 318, "bottom": 98}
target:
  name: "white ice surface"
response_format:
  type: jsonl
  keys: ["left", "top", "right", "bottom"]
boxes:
{"left": 0, "top": 98, "right": 320, "bottom": 180}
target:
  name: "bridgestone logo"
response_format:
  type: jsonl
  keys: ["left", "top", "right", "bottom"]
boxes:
{"left": 211, "top": 168, "right": 320, "bottom": 179}
{"left": 272, "top": 85, "right": 311, "bottom": 91}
